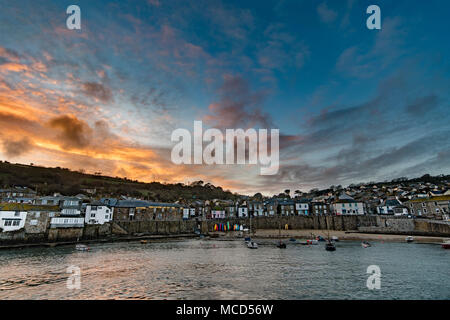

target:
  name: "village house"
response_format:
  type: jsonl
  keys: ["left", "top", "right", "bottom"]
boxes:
{"left": 377, "top": 198, "right": 409, "bottom": 216}
{"left": 295, "top": 199, "right": 311, "bottom": 215}
{"left": 0, "top": 203, "right": 60, "bottom": 233}
{"left": 406, "top": 195, "right": 450, "bottom": 219}
{"left": 103, "top": 199, "right": 183, "bottom": 221}
{"left": 331, "top": 193, "right": 365, "bottom": 215}
{"left": 85, "top": 201, "right": 114, "bottom": 224}
{"left": 310, "top": 201, "right": 330, "bottom": 216}
{"left": 248, "top": 201, "right": 264, "bottom": 217}
{"left": 278, "top": 199, "right": 295, "bottom": 216}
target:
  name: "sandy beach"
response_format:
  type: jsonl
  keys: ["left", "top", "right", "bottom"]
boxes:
{"left": 213, "top": 229, "right": 448, "bottom": 243}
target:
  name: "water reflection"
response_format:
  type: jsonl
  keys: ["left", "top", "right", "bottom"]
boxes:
{"left": 0, "top": 239, "right": 448, "bottom": 300}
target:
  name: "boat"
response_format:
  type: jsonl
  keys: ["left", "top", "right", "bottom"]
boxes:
{"left": 276, "top": 216, "right": 286, "bottom": 249}
{"left": 441, "top": 240, "right": 450, "bottom": 249}
{"left": 289, "top": 238, "right": 296, "bottom": 242}
{"left": 316, "top": 235, "right": 326, "bottom": 242}
{"left": 244, "top": 237, "right": 251, "bottom": 242}
{"left": 277, "top": 241, "right": 287, "bottom": 249}
{"left": 140, "top": 240, "right": 148, "bottom": 244}
{"left": 247, "top": 241, "right": 258, "bottom": 249}
{"left": 361, "top": 241, "right": 371, "bottom": 248}
{"left": 331, "top": 236, "right": 339, "bottom": 242}
{"left": 405, "top": 236, "right": 414, "bottom": 243}
{"left": 75, "top": 244, "right": 90, "bottom": 251}
{"left": 325, "top": 241, "right": 336, "bottom": 251}
{"left": 306, "top": 239, "right": 319, "bottom": 245}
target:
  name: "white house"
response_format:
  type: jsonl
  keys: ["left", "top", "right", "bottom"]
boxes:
{"left": 0, "top": 205, "right": 27, "bottom": 232}
{"left": 377, "top": 198, "right": 408, "bottom": 215}
{"left": 211, "top": 210, "right": 225, "bottom": 219}
{"left": 331, "top": 193, "right": 364, "bottom": 215}
{"left": 85, "top": 202, "right": 114, "bottom": 224}
{"left": 238, "top": 207, "right": 248, "bottom": 217}
{"left": 295, "top": 201, "right": 310, "bottom": 215}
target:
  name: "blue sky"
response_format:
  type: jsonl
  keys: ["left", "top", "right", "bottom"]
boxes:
{"left": 0, "top": 0, "right": 449, "bottom": 195}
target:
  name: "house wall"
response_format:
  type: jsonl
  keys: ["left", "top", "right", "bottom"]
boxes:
{"left": 85, "top": 205, "right": 113, "bottom": 224}
{"left": 0, "top": 210, "right": 27, "bottom": 232}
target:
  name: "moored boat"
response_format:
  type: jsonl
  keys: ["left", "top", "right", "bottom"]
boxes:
{"left": 247, "top": 241, "right": 258, "bottom": 249}
{"left": 406, "top": 236, "right": 414, "bottom": 243}
{"left": 361, "top": 241, "right": 371, "bottom": 248}
{"left": 441, "top": 240, "right": 450, "bottom": 249}
{"left": 277, "top": 241, "right": 287, "bottom": 248}
{"left": 331, "top": 236, "right": 339, "bottom": 242}
{"left": 306, "top": 239, "right": 319, "bottom": 245}
{"left": 75, "top": 244, "right": 90, "bottom": 251}
{"left": 140, "top": 240, "right": 148, "bottom": 244}
{"left": 325, "top": 241, "right": 336, "bottom": 251}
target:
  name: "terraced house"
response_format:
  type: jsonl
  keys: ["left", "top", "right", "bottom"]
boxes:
{"left": 406, "top": 195, "right": 450, "bottom": 220}
{"left": 0, "top": 203, "right": 60, "bottom": 233}
{"left": 102, "top": 199, "right": 183, "bottom": 221}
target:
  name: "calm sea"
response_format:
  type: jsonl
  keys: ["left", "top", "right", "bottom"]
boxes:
{"left": 0, "top": 239, "right": 448, "bottom": 299}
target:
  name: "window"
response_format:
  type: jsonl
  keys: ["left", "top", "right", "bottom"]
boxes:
{"left": 422, "top": 203, "right": 426, "bottom": 207}
{"left": 105, "top": 215, "right": 109, "bottom": 219}
{"left": 91, "top": 206, "right": 97, "bottom": 210}
{"left": 423, "top": 208, "right": 427, "bottom": 213}
{"left": 91, "top": 213, "right": 96, "bottom": 218}
{"left": 14, "top": 211, "right": 20, "bottom": 217}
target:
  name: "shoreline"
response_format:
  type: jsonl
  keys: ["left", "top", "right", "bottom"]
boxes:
{"left": 211, "top": 229, "right": 448, "bottom": 243}
{"left": 0, "top": 233, "right": 198, "bottom": 251}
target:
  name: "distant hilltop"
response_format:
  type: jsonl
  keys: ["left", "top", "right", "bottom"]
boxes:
{"left": 0, "top": 160, "right": 448, "bottom": 202}
{"left": 0, "top": 161, "right": 238, "bottom": 202}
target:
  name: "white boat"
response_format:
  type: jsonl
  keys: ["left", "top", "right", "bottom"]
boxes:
{"left": 306, "top": 239, "right": 318, "bottom": 245}
{"left": 441, "top": 240, "right": 450, "bottom": 249}
{"left": 361, "top": 241, "right": 371, "bottom": 248}
{"left": 331, "top": 236, "right": 339, "bottom": 242}
{"left": 405, "top": 236, "right": 414, "bottom": 243}
{"left": 247, "top": 241, "right": 258, "bottom": 249}
{"left": 75, "top": 244, "right": 90, "bottom": 251}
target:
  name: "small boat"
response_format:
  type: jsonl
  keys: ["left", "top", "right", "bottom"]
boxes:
{"left": 361, "top": 241, "right": 371, "bottom": 248}
{"left": 75, "top": 244, "right": 90, "bottom": 251}
{"left": 247, "top": 241, "right": 258, "bottom": 249}
{"left": 325, "top": 241, "right": 336, "bottom": 251}
{"left": 140, "top": 240, "right": 148, "bottom": 244}
{"left": 244, "top": 237, "right": 251, "bottom": 242}
{"left": 331, "top": 236, "right": 339, "bottom": 242}
{"left": 405, "top": 236, "right": 414, "bottom": 243}
{"left": 316, "top": 235, "right": 326, "bottom": 242}
{"left": 306, "top": 239, "right": 319, "bottom": 245}
{"left": 289, "top": 238, "right": 296, "bottom": 242}
{"left": 441, "top": 240, "right": 450, "bottom": 249}
{"left": 277, "top": 241, "right": 287, "bottom": 249}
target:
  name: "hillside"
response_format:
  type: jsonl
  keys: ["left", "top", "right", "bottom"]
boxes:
{"left": 0, "top": 161, "right": 238, "bottom": 202}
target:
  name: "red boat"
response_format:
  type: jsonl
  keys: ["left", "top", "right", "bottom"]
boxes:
{"left": 442, "top": 240, "right": 450, "bottom": 249}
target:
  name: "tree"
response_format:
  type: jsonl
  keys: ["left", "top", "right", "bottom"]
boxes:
{"left": 284, "top": 189, "right": 291, "bottom": 198}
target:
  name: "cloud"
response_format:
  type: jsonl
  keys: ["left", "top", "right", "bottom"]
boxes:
{"left": 81, "top": 82, "right": 113, "bottom": 103}
{"left": 2, "top": 137, "right": 34, "bottom": 157}
{"left": 317, "top": 2, "right": 338, "bottom": 23}
{"left": 405, "top": 95, "right": 439, "bottom": 115}
{"left": 48, "top": 115, "right": 92, "bottom": 149}
{"left": 203, "top": 75, "right": 273, "bottom": 129}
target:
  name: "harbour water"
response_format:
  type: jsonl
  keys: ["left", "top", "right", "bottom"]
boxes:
{"left": 0, "top": 239, "right": 448, "bottom": 300}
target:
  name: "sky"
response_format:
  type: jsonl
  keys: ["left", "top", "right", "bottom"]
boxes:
{"left": 0, "top": 0, "right": 449, "bottom": 196}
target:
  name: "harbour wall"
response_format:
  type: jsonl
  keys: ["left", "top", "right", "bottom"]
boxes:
{"left": 206, "top": 215, "right": 450, "bottom": 237}
{"left": 1, "top": 216, "right": 449, "bottom": 245}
